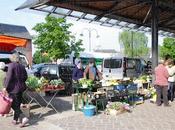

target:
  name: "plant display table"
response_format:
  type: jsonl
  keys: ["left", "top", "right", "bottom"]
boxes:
{"left": 24, "top": 85, "right": 65, "bottom": 118}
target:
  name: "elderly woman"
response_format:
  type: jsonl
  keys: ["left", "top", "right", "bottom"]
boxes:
{"left": 72, "top": 58, "right": 84, "bottom": 81}
{"left": 3, "top": 53, "right": 28, "bottom": 127}
{"left": 0, "top": 62, "right": 6, "bottom": 90}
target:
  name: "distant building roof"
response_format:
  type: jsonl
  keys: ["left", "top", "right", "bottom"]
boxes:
{"left": 0, "top": 23, "right": 32, "bottom": 40}
{"left": 94, "top": 49, "right": 119, "bottom": 53}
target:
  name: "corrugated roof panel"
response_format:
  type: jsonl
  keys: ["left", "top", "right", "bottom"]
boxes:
{"left": 99, "top": 17, "right": 108, "bottom": 22}
{"left": 84, "top": 14, "right": 96, "bottom": 20}
{"left": 71, "top": 11, "right": 84, "bottom": 17}
{"left": 55, "top": 7, "right": 70, "bottom": 15}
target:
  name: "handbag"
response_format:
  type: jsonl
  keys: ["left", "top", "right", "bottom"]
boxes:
{"left": 0, "top": 92, "right": 13, "bottom": 114}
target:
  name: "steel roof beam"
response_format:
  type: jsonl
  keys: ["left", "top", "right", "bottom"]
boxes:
{"left": 56, "top": 0, "right": 116, "bottom": 3}
{"left": 93, "top": 0, "right": 122, "bottom": 21}
{"left": 158, "top": 1, "right": 175, "bottom": 13}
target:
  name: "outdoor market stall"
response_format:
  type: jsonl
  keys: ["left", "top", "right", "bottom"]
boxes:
{"left": 72, "top": 74, "right": 155, "bottom": 117}
{"left": 24, "top": 76, "right": 65, "bottom": 117}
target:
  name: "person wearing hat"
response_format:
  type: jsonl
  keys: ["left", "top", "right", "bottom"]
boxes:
{"left": 72, "top": 58, "right": 84, "bottom": 81}
{"left": 0, "top": 62, "right": 6, "bottom": 90}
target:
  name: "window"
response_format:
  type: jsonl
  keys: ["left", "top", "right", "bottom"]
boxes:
{"left": 126, "top": 59, "right": 136, "bottom": 69}
{"left": 141, "top": 59, "right": 147, "bottom": 66}
{"left": 80, "top": 57, "right": 103, "bottom": 69}
{"left": 104, "top": 59, "right": 122, "bottom": 68}
{"left": 40, "top": 66, "right": 49, "bottom": 74}
{"left": 49, "top": 66, "right": 57, "bottom": 75}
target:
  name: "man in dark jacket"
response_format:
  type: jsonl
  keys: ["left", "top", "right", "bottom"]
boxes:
{"left": 3, "top": 53, "right": 28, "bottom": 127}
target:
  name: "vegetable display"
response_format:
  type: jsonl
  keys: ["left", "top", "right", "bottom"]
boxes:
{"left": 106, "top": 102, "right": 123, "bottom": 111}
{"left": 78, "top": 78, "right": 94, "bottom": 89}
{"left": 26, "top": 76, "right": 64, "bottom": 91}
{"left": 25, "top": 76, "right": 42, "bottom": 91}
{"left": 105, "top": 102, "right": 131, "bottom": 116}
{"left": 50, "top": 79, "right": 64, "bottom": 86}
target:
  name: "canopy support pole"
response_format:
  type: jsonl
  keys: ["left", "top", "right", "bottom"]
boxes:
{"left": 151, "top": 0, "right": 158, "bottom": 70}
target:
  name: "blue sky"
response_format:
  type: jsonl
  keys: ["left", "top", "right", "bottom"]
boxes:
{"left": 0, "top": 0, "right": 164, "bottom": 54}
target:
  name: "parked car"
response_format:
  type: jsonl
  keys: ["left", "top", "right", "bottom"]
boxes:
{"left": 28, "top": 63, "right": 46, "bottom": 76}
{"left": 33, "top": 63, "right": 75, "bottom": 95}
{"left": 34, "top": 63, "right": 75, "bottom": 81}
{"left": 102, "top": 56, "right": 147, "bottom": 79}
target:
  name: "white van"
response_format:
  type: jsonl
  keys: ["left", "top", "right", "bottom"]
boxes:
{"left": 0, "top": 52, "right": 29, "bottom": 68}
{"left": 102, "top": 57, "right": 147, "bottom": 80}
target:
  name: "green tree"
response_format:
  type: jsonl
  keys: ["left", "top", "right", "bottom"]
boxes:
{"left": 160, "top": 37, "right": 175, "bottom": 59}
{"left": 33, "top": 50, "right": 50, "bottom": 64}
{"left": 69, "top": 38, "right": 84, "bottom": 58}
{"left": 119, "top": 30, "right": 149, "bottom": 57}
{"left": 33, "top": 16, "right": 84, "bottom": 60}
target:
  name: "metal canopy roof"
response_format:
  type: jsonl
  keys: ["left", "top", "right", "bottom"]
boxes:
{"left": 16, "top": 0, "right": 175, "bottom": 37}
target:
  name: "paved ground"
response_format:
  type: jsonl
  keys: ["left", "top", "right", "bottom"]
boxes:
{"left": 1, "top": 95, "right": 175, "bottom": 130}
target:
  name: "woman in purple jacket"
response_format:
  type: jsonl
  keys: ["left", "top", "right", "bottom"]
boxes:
{"left": 72, "top": 59, "right": 84, "bottom": 81}
{"left": 3, "top": 53, "right": 29, "bottom": 127}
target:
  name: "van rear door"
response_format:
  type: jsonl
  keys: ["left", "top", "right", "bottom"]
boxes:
{"left": 125, "top": 58, "right": 138, "bottom": 77}
{"left": 103, "top": 58, "right": 123, "bottom": 79}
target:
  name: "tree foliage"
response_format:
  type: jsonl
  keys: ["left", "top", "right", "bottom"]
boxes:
{"left": 33, "top": 16, "right": 84, "bottom": 60}
{"left": 119, "top": 30, "right": 149, "bottom": 57}
{"left": 160, "top": 37, "right": 175, "bottom": 59}
{"left": 33, "top": 50, "right": 50, "bottom": 64}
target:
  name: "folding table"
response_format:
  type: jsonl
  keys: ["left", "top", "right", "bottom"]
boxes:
{"left": 23, "top": 86, "right": 65, "bottom": 118}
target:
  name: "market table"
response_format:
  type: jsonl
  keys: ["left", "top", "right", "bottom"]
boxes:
{"left": 23, "top": 85, "right": 65, "bottom": 118}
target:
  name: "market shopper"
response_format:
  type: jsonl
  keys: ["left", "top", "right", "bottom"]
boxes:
{"left": 154, "top": 59, "right": 170, "bottom": 106}
{"left": 3, "top": 53, "right": 29, "bottom": 127}
{"left": 166, "top": 60, "right": 175, "bottom": 102}
{"left": 72, "top": 58, "right": 84, "bottom": 80}
{"left": 0, "top": 62, "right": 6, "bottom": 90}
{"left": 84, "top": 58, "right": 102, "bottom": 81}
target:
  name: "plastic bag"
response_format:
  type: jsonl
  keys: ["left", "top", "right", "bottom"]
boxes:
{"left": 0, "top": 92, "right": 13, "bottom": 114}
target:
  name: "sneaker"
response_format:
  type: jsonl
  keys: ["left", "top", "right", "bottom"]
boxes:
{"left": 0, "top": 114, "right": 4, "bottom": 117}
{"left": 19, "top": 117, "right": 29, "bottom": 128}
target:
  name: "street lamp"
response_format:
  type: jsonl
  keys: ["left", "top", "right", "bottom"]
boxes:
{"left": 80, "top": 28, "right": 100, "bottom": 52}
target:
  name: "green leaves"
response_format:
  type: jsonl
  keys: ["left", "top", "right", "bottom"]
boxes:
{"left": 33, "top": 50, "right": 50, "bottom": 64}
{"left": 33, "top": 16, "right": 84, "bottom": 60}
{"left": 50, "top": 79, "right": 64, "bottom": 86}
{"left": 119, "top": 31, "right": 149, "bottom": 57}
{"left": 26, "top": 76, "right": 41, "bottom": 90}
{"left": 160, "top": 37, "right": 175, "bottom": 59}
